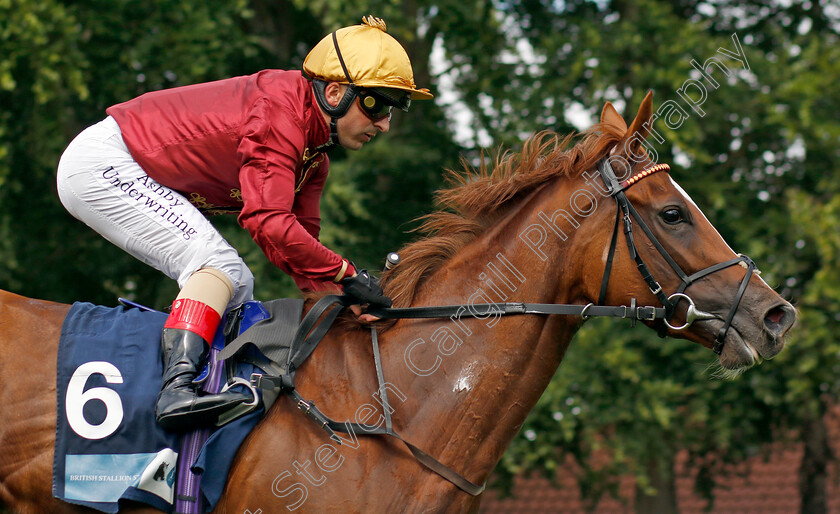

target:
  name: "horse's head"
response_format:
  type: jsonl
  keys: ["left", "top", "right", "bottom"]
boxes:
{"left": 587, "top": 91, "right": 796, "bottom": 370}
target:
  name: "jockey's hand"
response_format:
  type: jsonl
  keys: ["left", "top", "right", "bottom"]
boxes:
{"left": 340, "top": 269, "right": 392, "bottom": 309}
{"left": 349, "top": 304, "right": 380, "bottom": 322}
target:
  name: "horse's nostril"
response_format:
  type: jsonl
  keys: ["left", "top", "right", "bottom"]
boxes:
{"left": 764, "top": 304, "right": 795, "bottom": 336}
{"left": 766, "top": 308, "right": 784, "bottom": 325}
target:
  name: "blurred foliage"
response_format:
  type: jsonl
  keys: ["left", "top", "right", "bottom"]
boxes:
{"left": 1, "top": 0, "right": 838, "bottom": 510}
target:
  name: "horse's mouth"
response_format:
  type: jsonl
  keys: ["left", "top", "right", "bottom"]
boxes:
{"left": 719, "top": 325, "right": 758, "bottom": 370}
{"left": 740, "top": 336, "right": 763, "bottom": 367}
{"left": 746, "top": 340, "right": 762, "bottom": 364}
{"left": 693, "top": 318, "right": 775, "bottom": 370}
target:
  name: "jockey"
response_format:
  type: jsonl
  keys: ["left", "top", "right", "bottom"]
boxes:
{"left": 55, "top": 16, "right": 433, "bottom": 431}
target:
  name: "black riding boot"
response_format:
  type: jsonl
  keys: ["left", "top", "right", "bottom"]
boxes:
{"left": 155, "top": 328, "right": 251, "bottom": 431}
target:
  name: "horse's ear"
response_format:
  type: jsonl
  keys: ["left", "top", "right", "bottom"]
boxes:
{"left": 623, "top": 90, "right": 654, "bottom": 142}
{"left": 600, "top": 101, "right": 627, "bottom": 136}
{"left": 615, "top": 90, "right": 657, "bottom": 163}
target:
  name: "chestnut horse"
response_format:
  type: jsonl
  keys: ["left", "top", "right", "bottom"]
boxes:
{"left": 0, "top": 93, "right": 795, "bottom": 513}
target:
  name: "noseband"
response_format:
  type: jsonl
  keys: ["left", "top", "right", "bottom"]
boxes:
{"left": 595, "top": 158, "right": 757, "bottom": 354}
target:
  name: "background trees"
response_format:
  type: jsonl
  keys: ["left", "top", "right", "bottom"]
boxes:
{"left": 2, "top": 0, "right": 836, "bottom": 510}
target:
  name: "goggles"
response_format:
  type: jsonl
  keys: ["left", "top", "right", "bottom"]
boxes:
{"left": 357, "top": 89, "right": 398, "bottom": 121}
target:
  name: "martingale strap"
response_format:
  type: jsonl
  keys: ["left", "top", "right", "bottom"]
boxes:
{"left": 285, "top": 327, "right": 487, "bottom": 496}
{"left": 250, "top": 295, "right": 489, "bottom": 496}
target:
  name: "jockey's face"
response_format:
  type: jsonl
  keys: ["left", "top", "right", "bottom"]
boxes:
{"left": 323, "top": 83, "right": 391, "bottom": 150}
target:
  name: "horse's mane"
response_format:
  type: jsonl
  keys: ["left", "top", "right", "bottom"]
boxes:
{"left": 381, "top": 124, "right": 621, "bottom": 307}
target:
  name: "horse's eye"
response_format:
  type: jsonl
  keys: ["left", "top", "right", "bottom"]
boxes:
{"left": 661, "top": 208, "right": 683, "bottom": 225}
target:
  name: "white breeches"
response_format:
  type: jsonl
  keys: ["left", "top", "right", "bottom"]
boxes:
{"left": 56, "top": 116, "right": 254, "bottom": 307}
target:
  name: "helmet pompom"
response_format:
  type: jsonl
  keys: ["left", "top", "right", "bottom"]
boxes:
{"left": 362, "top": 15, "right": 387, "bottom": 31}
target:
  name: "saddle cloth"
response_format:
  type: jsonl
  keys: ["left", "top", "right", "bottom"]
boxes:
{"left": 52, "top": 300, "right": 297, "bottom": 513}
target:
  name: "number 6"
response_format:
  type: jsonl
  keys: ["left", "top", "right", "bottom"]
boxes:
{"left": 66, "top": 361, "right": 124, "bottom": 440}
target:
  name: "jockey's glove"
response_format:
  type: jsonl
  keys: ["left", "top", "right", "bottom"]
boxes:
{"left": 340, "top": 269, "right": 392, "bottom": 308}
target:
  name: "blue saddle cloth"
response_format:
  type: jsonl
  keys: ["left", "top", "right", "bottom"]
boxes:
{"left": 53, "top": 301, "right": 267, "bottom": 513}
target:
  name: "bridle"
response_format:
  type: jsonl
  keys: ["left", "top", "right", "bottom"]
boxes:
{"left": 595, "top": 157, "right": 757, "bottom": 354}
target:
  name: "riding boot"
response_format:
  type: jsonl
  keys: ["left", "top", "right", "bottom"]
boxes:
{"left": 155, "top": 298, "right": 251, "bottom": 431}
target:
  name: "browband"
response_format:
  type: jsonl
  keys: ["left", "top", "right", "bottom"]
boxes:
{"left": 620, "top": 163, "right": 671, "bottom": 190}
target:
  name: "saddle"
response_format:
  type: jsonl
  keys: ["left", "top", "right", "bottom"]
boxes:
{"left": 218, "top": 294, "right": 354, "bottom": 439}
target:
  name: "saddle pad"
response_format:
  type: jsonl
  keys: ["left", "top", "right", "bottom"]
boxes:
{"left": 53, "top": 302, "right": 179, "bottom": 513}
{"left": 52, "top": 302, "right": 267, "bottom": 513}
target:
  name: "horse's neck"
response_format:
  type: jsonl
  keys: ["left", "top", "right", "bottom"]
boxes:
{"left": 390, "top": 175, "right": 597, "bottom": 483}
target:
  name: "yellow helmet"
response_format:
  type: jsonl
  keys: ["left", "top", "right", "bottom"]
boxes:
{"left": 303, "top": 16, "right": 433, "bottom": 101}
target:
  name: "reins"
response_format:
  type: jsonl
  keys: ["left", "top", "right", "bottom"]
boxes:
{"left": 368, "top": 301, "right": 666, "bottom": 323}
{"left": 249, "top": 156, "right": 760, "bottom": 497}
